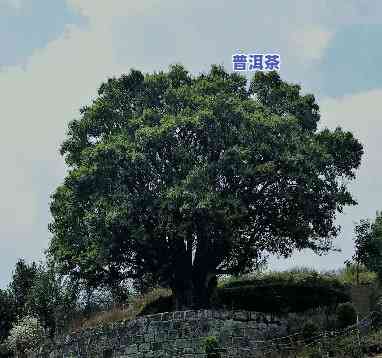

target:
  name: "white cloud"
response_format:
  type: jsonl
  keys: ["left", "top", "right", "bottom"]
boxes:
{"left": 288, "top": 26, "right": 333, "bottom": 64}
{"left": 0, "top": 3, "right": 128, "bottom": 286}
{"left": 66, "top": 0, "right": 160, "bottom": 25}
{"left": 3, "top": 0, "right": 21, "bottom": 9}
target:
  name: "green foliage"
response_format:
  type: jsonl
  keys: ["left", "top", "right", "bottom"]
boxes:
{"left": 336, "top": 263, "right": 377, "bottom": 285}
{"left": 370, "top": 296, "right": 382, "bottom": 330}
{"left": 24, "top": 264, "right": 65, "bottom": 337}
{"left": 361, "top": 329, "right": 382, "bottom": 356}
{"left": 1, "top": 259, "right": 78, "bottom": 344}
{"left": 297, "top": 330, "right": 382, "bottom": 358}
{"left": 221, "top": 269, "right": 347, "bottom": 288}
{"left": 298, "top": 331, "right": 367, "bottom": 358}
{"left": 336, "top": 302, "right": 357, "bottom": 328}
{"left": 215, "top": 270, "right": 349, "bottom": 313}
{"left": 48, "top": 64, "right": 363, "bottom": 309}
{"left": 349, "top": 212, "right": 382, "bottom": 282}
{"left": 297, "top": 346, "right": 322, "bottom": 358}
{"left": 203, "top": 336, "right": 221, "bottom": 358}
{"left": 0, "top": 289, "right": 16, "bottom": 344}
{"left": 131, "top": 270, "right": 350, "bottom": 315}
{"left": 9, "top": 259, "right": 38, "bottom": 318}
{"left": 370, "top": 310, "right": 382, "bottom": 331}
{"left": 328, "top": 334, "right": 363, "bottom": 358}
{"left": 3, "top": 260, "right": 81, "bottom": 338}
{"left": 302, "top": 320, "right": 320, "bottom": 343}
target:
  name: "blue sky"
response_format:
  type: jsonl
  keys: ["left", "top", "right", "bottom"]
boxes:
{"left": 0, "top": 0, "right": 85, "bottom": 68}
{"left": 0, "top": 0, "right": 382, "bottom": 288}
{"left": 319, "top": 24, "right": 382, "bottom": 97}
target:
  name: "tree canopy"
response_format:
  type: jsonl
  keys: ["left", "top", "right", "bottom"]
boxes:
{"left": 48, "top": 64, "right": 363, "bottom": 309}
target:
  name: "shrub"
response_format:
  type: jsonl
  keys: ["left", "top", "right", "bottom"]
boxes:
{"left": 370, "top": 296, "right": 382, "bottom": 329}
{"left": 286, "top": 309, "right": 327, "bottom": 334}
{"left": 297, "top": 347, "right": 322, "bottom": 358}
{"left": 361, "top": 329, "right": 382, "bottom": 355}
{"left": 203, "top": 336, "right": 220, "bottom": 358}
{"left": 140, "top": 270, "right": 350, "bottom": 315}
{"left": 216, "top": 270, "right": 350, "bottom": 313}
{"left": 336, "top": 302, "right": 357, "bottom": 328}
{"left": 302, "top": 320, "right": 320, "bottom": 343}
{"left": 329, "top": 334, "right": 363, "bottom": 358}
{"left": 6, "top": 316, "right": 44, "bottom": 355}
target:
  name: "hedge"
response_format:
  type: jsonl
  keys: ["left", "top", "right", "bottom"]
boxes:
{"left": 138, "top": 271, "right": 350, "bottom": 314}
{"left": 214, "top": 271, "right": 350, "bottom": 313}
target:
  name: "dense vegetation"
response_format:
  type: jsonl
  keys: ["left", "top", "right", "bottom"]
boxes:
{"left": 140, "top": 270, "right": 352, "bottom": 315}
{"left": 48, "top": 65, "right": 362, "bottom": 309}
{"left": 215, "top": 270, "right": 350, "bottom": 313}
{"left": 2, "top": 64, "right": 382, "bottom": 357}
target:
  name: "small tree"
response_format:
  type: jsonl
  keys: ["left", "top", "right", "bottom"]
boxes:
{"left": 24, "top": 265, "right": 62, "bottom": 337}
{"left": 348, "top": 219, "right": 373, "bottom": 285}
{"left": 350, "top": 212, "right": 382, "bottom": 284}
{"left": 6, "top": 316, "right": 44, "bottom": 357}
{"left": 9, "top": 259, "right": 38, "bottom": 318}
{"left": 367, "top": 212, "right": 382, "bottom": 281}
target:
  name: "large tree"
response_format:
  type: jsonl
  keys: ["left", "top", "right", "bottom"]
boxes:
{"left": 48, "top": 65, "right": 363, "bottom": 309}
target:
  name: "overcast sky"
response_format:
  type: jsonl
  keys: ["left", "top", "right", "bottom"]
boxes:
{"left": 1, "top": 0, "right": 381, "bottom": 288}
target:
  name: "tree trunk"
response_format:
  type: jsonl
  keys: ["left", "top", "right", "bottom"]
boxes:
{"left": 173, "top": 272, "right": 217, "bottom": 310}
{"left": 192, "top": 271, "right": 209, "bottom": 308}
{"left": 173, "top": 280, "right": 193, "bottom": 310}
{"left": 172, "top": 220, "right": 219, "bottom": 310}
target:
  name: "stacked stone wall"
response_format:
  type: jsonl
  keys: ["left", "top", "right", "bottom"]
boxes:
{"left": 27, "top": 310, "right": 289, "bottom": 358}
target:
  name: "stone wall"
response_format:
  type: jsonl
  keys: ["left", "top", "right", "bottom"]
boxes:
{"left": 27, "top": 310, "right": 290, "bottom": 358}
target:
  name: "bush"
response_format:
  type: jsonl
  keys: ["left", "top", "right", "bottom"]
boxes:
{"left": 370, "top": 296, "right": 382, "bottom": 329}
{"left": 336, "top": 302, "right": 357, "bottom": 328}
{"left": 6, "top": 316, "right": 44, "bottom": 355}
{"left": 215, "top": 270, "right": 350, "bottom": 313}
{"left": 136, "top": 271, "right": 350, "bottom": 315}
{"left": 361, "top": 329, "right": 382, "bottom": 355}
{"left": 203, "top": 336, "right": 220, "bottom": 358}
{"left": 329, "top": 334, "right": 363, "bottom": 358}
{"left": 286, "top": 308, "right": 331, "bottom": 335}
{"left": 302, "top": 320, "right": 320, "bottom": 343}
{"left": 297, "top": 346, "right": 322, "bottom": 358}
